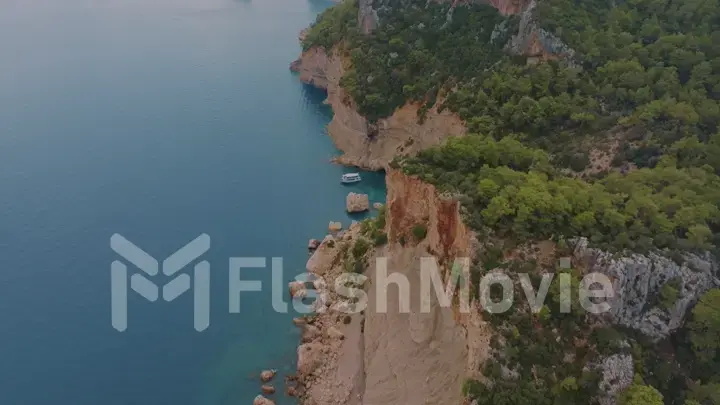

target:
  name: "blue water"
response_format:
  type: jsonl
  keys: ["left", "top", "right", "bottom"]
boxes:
{"left": 0, "top": 0, "right": 385, "bottom": 404}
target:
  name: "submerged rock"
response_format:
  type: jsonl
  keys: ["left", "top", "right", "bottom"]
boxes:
{"left": 373, "top": 202, "right": 384, "bottom": 210}
{"left": 346, "top": 192, "right": 370, "bottom": 213}
{"left": 261, "top": 385, "right": 276, "bottom": 395}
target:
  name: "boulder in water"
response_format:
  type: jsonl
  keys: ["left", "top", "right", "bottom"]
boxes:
{"left": 288, "top": 281, "right": 306, "bottom": 299}
{"left": 346, "top": 192, "right": 370, "bottom": 213}
{"left": 260, "top": 369, "right": 276, "bottom": 383}
{"left": 253, "top": 395, "right": 275, "bottom": 405}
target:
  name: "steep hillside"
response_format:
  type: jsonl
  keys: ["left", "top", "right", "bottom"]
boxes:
{"left": 293, "top": 0, "right": 720, "bottom": 404}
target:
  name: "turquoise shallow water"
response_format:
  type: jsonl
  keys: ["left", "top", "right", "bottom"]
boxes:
{"left": 0, "top": 0, "right": 384, "bottom": 404}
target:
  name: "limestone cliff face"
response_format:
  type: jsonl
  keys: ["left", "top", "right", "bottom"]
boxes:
{"left": 355, "top": 0, "right": 570, "bottom": 60}
{"left": 358, "top": 0, "right": 378, "bottom": 34}
{"left": 296, "top": 170, "right": 490, "bottom": 405}
{"left": 486, "top": 0, "right": 530, "bottom": 15}
{"left": 574, "top": 238, "right": 720, "bottom": 339}
{"left": 507, "top": 0, "right": 575, "bottom": 60}
{"left": 290, "top": 48, "right": 466, "bottom": 170}
{"left": 382, "top": 168, "right": 491, "bottom": 381}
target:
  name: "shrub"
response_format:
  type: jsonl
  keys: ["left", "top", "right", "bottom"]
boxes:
{"left": 352, "top": 238, "right": 371, "bottom": 259}
{"left": 658, "top": 278, "right": 682, "bottom": 309}
{"left": 412, "top": 223, "right": 428, "bottom": 241}
{"left": 374, "top": 232, "right": 388, "bottom": 246}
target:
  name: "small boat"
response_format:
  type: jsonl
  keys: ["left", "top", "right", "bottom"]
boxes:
{"left": 341, "top": 173, "right": 362, "bottom": 184}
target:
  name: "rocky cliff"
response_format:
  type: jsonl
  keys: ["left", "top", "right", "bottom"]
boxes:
{"left": 574, "top": 238, "right": 720, "bottom": 339}
{"left": 295, "top": 169, "right": 490, "bottom": 405}
{"left": 290, "top": 48, "right": 465, "bottom": 170}
{"left": 507, "top": 0, "right": 575, "bottom": 60}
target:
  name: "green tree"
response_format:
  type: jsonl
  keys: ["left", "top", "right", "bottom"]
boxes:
{"left": 689, "top": 289, "right": 720, "bottom": 362}
{"left": 620, "top": 380, "right": 664, "bottom": 405}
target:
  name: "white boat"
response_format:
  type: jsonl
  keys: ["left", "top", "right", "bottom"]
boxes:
{"left": 341, "top": 173, "right": 362, "bottom": 184}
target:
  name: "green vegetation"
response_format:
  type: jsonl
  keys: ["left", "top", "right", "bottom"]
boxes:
{"left": 411, "top": 223, "right": 428, "bottom": 241}
{"left": 373, "top": 232, "right": 388, "bottom": 246}
{"left": 301, "top": 0, "right": 358, "bottom": 51}
{"left": 351, "top": 237, "right": 371, "bottom": 260}
{"left": 620, "top": 377, "right": 665, "bottom": 405}
{"left": 659, "top": 277, "right": 682, "bottom": 309}
{"left": 360, "top": 205, "right": 388, "bottom": 246}
{"left": 403, "top": 136, "right": 720, "bottom": 252}
{"left": 689, "top": 289, "right": 720, "bottom": 363}
{"left": 302, "top": 0, "right": 720, "bottom": 403}
{"left": 464, "top": 262, "right": 604, "bottom": 405}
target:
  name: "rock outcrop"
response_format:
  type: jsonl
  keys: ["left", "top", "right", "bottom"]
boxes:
{"left": 260, "top": 370, "right": 276, "bottom": 383}
{"left": 486, "top": 0, "right": 531, "bottom": 15}
{"left": 590, "top": 353, "right": 635, "bottom": 405}
{"left": 328, "top": 221, "right": 343, "bottom": 233}
{"left": 295, "top": 170, "right": 492, "bottom": 405}
{"left": 358, "top": 0, "right": 379, "bottom": 34}
{"left": 346, "top": 192, "right": 370, "bottom": 213}
{"left": 291, "top": 48, "right": 466, "bottom": 170}
{"left": 574, "top": 237, "right": 719, "bottom": 339}
{"left": 253, "top": 395, "right": 275, "bottom": 405}
{"left": 507, "top": 0, "right": 575, "bottom": 61}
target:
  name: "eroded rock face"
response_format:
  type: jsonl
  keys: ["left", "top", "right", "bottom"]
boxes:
{"left": 346, "top": 192, "right": 370, "bottom": 213}
{"left": 358, "top": 0, "right": 379, "bottom": 34}
{"left": 306, "top": 235, "right": 342, "bottom": 276}
{"left": 291, "top": 48, "right": 466, "bottom": 170}
{"left": 294, "top": 170, "right": 492, "bottom": 405}
{"left": 507, "top": 0, "right": 575, "bottom": 60}
{"left": 486, "top": 0, "right": 531, "bottom": 15}
{"left": 589, "top": 353, "right": 635, "bottom": 405}
{"left": 574, "top": 237, "right": 719, "bottom": 339}
{"left": 297, "top": 342, "right": 326, "bottom": 377}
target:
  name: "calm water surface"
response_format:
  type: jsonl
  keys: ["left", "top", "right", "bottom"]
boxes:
{"left": 0, "top": 0, "right": 385, "bottom": 404}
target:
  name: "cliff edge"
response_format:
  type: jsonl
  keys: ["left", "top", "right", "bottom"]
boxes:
{"left": 295, "top": 169, "right": 491, "bottom": 405}
{"left": 290, "top": 48, "right": 465, "bottom": 171}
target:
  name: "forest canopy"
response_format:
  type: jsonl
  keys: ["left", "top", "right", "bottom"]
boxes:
{"left": 301, "top": 0, "right": 720, "bottom": 403}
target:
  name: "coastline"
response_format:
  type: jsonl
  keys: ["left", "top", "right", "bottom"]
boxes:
{"left": 289, "top": 46, "right": 466, "bottom": 171}
{"left": 284, "top": 18, "right": 487, "bottom": 404}
{"left": 279, "top": 164, "right": 493, "bottom": 405}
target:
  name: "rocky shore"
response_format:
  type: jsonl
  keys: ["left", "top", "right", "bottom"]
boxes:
{"left": 286, "top": 169, "right": 494, "bottom": 405}
{"left": 293, "top": 223, "right": 366, "bottom": 405}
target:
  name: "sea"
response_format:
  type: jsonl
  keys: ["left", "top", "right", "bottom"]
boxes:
{"left": 0, "top": 0, "right": 385, "bottom": 404}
